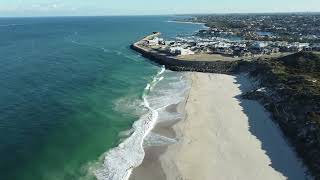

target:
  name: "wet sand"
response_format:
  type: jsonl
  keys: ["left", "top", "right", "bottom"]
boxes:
{"left": 130, "top": 72, "right": 308, "bottom": 180}
{"left": 130, "top": 101, "right": 186, "bottom": 180}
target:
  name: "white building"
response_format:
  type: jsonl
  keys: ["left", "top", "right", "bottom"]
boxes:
{"left": 298, "top": 43, "right": 310, "bottom": 48}
{"left": 169, "top": 47, "right": 195, "bottom": 55}
{"left": 180, "top": 48, "right": 195, "bottom": 55}
{"left": 147, "top": 37, "right": 159, "bottom": 46}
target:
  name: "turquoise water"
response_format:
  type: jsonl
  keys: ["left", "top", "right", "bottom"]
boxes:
{"left": 0, "top": 16, "right": 201, "bottom": 180}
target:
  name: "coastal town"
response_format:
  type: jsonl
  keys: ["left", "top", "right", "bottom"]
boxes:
{"left": 139, "top": 14, "right": 320, "bottom": 60}
{"left": 3, "top": 0, "right": 320, "bottom": 179}
{"left": 131, "top": 13, "right": 320, "bottom": 180}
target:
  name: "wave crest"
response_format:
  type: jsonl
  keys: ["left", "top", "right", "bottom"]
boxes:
{"left": 94, "top": 67, "right": 189, "bottom": 180}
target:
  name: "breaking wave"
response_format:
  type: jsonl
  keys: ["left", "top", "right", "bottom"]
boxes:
{"left": 94, "top": 67, "right": 190, "bottom": 180}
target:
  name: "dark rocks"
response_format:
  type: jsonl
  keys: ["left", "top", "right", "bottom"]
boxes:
{"left": 130, "top": 44, "right": 241, "bottom": 74}
{"left": 132, "top": 42, "right": 320, "bottom": 178}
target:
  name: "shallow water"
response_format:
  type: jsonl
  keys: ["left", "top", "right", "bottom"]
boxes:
{"left": 0, "top": 16, "right": 202, "bottom": 180}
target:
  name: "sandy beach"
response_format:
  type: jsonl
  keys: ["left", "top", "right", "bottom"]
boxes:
{"left": 130, "top": 72, "right": 308, "bottom": 180}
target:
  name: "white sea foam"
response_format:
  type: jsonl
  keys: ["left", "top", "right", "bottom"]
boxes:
{"left": 145, "top": 84, "right": 150, "bottom": 90}
{"left": 102, "top": 48, "right": 112, "bottom": 53}
{"left": 66, "top": 37, "right": 115, "bottom": 54}
{"left": 0, "top": 23, "right": 26, "bottom": 27}
{"left": 113, "top": 50, "right": 142, "bottom": 62}
{"left": 113, "top": 97, "right": 145, "bottom": 117}
{"left": 159, "top": 67, "right": 165, "bottom": 75}
{"left": 94, "top": 67, "right": 190, "bottom": 180}
{"left": 143, "top": 132, "right": 177, "bottom": 147}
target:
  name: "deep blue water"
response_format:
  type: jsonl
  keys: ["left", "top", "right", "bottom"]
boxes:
{"left": 0, "top": 16, "right": 201, "bottom": 180}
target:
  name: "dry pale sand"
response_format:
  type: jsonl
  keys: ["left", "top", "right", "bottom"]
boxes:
{"left": 130, "top": 72, "right": 308, "bottom": 180}
{"left": 159, "top": 73, "right": 307, "bottom": 180}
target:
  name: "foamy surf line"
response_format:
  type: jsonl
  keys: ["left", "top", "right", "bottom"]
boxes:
{"left": 94, "top": 66, "right": 166, "bottom": 180}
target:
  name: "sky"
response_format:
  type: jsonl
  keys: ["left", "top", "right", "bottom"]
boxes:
{"left": 0, "top": 0, "right": 319, "bottom": 17}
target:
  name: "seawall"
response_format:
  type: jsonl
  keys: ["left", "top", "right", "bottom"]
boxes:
{"left": 130, "top": 36, "right": 242, "bottom": 74}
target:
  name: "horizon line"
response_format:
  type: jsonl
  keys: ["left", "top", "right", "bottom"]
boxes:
{"left": 1, "top": 11, "right": 320, "bottom": 18}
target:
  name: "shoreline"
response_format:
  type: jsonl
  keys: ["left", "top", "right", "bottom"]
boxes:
{"left": 130, "top": 72, "right": 309, "bottom": 180}
{"left": 94, "top": 67, "right": 167, "bottom": 180}
{"left": 130, "top": 41, "right": 241, "bottom": 74}
{"left": 131, "top": 32, "right": 319, "bottom": 179}
{"left": 130, "top": 74, "right": 190, "bottom": 180}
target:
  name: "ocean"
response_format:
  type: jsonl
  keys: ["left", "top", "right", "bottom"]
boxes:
{"left": 0, "top": 16, "right": 202, "bottom": 180}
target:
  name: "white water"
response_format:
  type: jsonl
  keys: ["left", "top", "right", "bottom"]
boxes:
{"left": 94, "top": 66, "right": 190, "bottom": 180}
{"left": 0, "top": 23, "right": 27, "bottom": 27}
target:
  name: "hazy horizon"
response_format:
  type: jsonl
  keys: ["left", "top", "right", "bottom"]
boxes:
{"left": 1, "top": 12, "right": 320, "bottom": 18}
{"left": 0, "top": 0, "right": 320, "bottom": 17}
